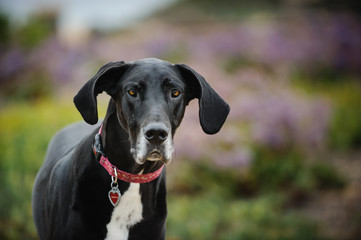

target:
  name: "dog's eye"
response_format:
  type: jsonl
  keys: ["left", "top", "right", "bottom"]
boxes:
{"left": 171, "top": 89, "right": 181, "bottom": 98}
{"left": 128, "top": 89, "right": 137, "bottom": 97}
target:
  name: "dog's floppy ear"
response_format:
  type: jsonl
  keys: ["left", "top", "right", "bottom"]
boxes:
{"left": 74, "top": 61, "right": 128, "bottom": 125}
{"left": 175, "top": 64, "right": 230, "bottom": 134}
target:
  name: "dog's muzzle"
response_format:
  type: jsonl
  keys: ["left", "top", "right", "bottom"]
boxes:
{"left": 132, "top": 123, "right": 174, "bottom": 165}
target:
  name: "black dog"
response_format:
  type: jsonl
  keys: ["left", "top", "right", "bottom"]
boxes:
{"left": 32, "top": 58, "right": 230, "bottom": 240}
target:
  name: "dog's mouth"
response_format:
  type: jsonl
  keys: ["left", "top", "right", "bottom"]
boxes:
{"left": 145, "top": 149, "right": 171, "bottom": 165}
{"left": 147, "top": 150, "right": 163, "bottom": 161}
{"left": 131, "top": 146, "right": 172, "bottom": 165}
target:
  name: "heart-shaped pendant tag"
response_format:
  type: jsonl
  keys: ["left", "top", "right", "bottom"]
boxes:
{"left": 108, "top": 187, "right": 121, "bottom": 207}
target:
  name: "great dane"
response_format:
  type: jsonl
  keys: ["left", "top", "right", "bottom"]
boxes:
{"left": 32, "top": 58, "right": 230, "bottom": 240}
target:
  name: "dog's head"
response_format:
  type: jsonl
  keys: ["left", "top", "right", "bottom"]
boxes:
{"left": 74, "top": 58, "right": 230, "bottom": 165}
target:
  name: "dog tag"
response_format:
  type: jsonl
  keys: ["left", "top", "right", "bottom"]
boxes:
{"left": 108, "top": 183, "right": 121, "bottom": 207}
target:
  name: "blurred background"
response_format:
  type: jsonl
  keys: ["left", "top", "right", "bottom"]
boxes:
{"left": 1, "top": 0, "right": 361, "bottom": 239}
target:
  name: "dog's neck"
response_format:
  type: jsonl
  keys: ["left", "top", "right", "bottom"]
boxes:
{"left": 100, "top": 100, "right": 163, "bottom": 175}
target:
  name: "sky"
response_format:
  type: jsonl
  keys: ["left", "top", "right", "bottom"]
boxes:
{"left": 0, "top": 0, "right": 178, "bottom": 30}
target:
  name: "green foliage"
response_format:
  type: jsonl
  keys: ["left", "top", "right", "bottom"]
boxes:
{"left": 180, "top": 0, "right": 282, "bottom": 15}
{"left": 9, "top": 73, "right": 53, "bottom": 102}
{"left": 168, "top": 193, "right": 319, "bottom": 240}
{"left": 310, "top": 162, "right": 346, "bottom": 190}
{"left": 0, "top": 12, "right": 10, "bottom": 45}
{"left": 307, "top": 0, "right": 361, "bottom": 13}
{"left": 251, "top": 149, "right": 305, "bottom": 192}
{"left": 14, "top": 15, "right": 55, "bottom": 49}
{"left": 294, "top": 78, "right": 361, "bottom": 150}
{"left": 328, "top": 81, "right": 361, "bottom": 149}
{"left": 167, "top": 161, "right": 326, "bottom": 240}
{"left": 0, "top": 101, "right": 82, "bottom": 239}
{"left": 222, "top": 56, "right": 262, "bottom": 74}
{"left": 249, "top": 148, "right": 346, "bottom": 196}
{"left": 169, "top": 161, "right": 241, "bottom": 198}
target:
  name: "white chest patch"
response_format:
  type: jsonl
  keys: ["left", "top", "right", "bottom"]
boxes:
{"left": 105, "top": 183, "right": 143, "bottom": 240}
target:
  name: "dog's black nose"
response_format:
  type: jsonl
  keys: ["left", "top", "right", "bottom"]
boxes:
{"left": 144, "top": 124, "right": 168, "bottom": 144}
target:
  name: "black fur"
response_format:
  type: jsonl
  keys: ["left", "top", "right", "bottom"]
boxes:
{"left": 32, "top": 58, "right": 230, "bottom": 240}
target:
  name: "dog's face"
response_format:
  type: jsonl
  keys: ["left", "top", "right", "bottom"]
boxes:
{"left": 74, "top": 58, "right": 230, "bottom": 165}
{"left": 113, "top": 59, "right": 187, "bottom": 164}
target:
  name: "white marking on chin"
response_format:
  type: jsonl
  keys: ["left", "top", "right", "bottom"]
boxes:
{"left": 105, "top": 183, "right": 143, "bottom": 240}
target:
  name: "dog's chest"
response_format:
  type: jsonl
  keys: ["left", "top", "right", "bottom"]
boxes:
{"left": 105, "top": 183, "right": 143, "bottom": 240}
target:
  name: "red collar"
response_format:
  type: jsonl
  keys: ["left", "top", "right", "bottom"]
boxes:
{"left": 98, "top": 156, "right": 164, "bottom": 183}
{"left": 93, "top": 124, "right": 164, "bottom": 184}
